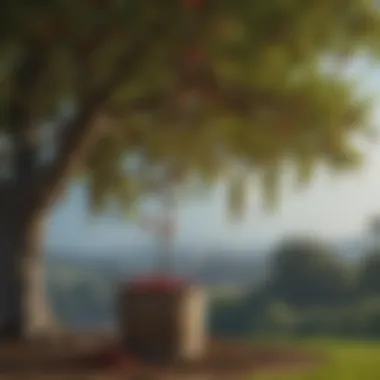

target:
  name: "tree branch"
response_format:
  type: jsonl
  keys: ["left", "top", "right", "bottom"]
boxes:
{"left": 0, "top": 40, "right": 50, "bottom": 224}
{"left": 28, "top": 22, "right": 159, "bottom": 220}
{"left": 74, "top": 22, "right": 122, "bottom": 97}
{"left": 104, "top": 82, "right": 297, "bottom": 127}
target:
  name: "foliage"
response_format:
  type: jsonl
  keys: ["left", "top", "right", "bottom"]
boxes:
{"left": 0, "top": 0, "right": 379, "bottom": 217}
{"left": 257, "top": 300, "right": 298, "bottom": 335}
{"left": 46, "top": 234, "right": 380, "bottom": 339}
{"left": 253, "top": 340, "right": 380, "bottom": 380}
{"left": 358, "top": 249, "right": 380, "bottom": 296}
{"left": 209, "top": 236, "right": 380, "bottom": 339}
{"left": 267, "top": 237, "right": 353, "bottom": 307}
{"left": 208, "top": 296, "right": 251, "bottom": 337}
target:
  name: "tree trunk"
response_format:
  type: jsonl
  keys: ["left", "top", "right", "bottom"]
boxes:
{"left": 21, "top": 214, "right": 58, "bottom": 339}
{"left": 0, "top": 23, "right": 156, "bottom": 341}
{"left": 0, "top": 37, "right": 65, "bottom": 341}
{"left": 0, "top": 209, "right": 57, "bottom": 341}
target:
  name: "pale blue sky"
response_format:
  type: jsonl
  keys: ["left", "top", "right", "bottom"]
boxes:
{"left": 45, "top": 59, "right": 380, "bottom": 253}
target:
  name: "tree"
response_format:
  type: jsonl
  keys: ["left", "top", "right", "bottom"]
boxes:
{"left": 359, "top": 249, "right": 380, "bottom": 296}
{"left": 367, "top": 215, "right": 380, "bottom": 251}
{"left": 268, "top": 237, "right": 353, "bottom": 307}
{"left": 0, "top": 0, "right": 379, "bottom": 340}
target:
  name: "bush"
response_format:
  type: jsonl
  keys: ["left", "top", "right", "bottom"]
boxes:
{"left": 208, "top": 297, "right": 251, "bottom": 338}
{"left": 256, "top": 300, "right": 298, "bottom": 335}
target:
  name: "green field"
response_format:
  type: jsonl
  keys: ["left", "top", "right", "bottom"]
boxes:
{"left": 253, "top": 339, "right": 380, "bottom": 380}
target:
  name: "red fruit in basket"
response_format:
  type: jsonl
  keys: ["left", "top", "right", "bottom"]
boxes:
{"left": 128, "top": 275, "right": 186, "bottom": 293}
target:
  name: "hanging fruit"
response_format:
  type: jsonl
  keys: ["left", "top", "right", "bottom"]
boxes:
{"left": 180, "top": 44, "right": 206, "bottom": 68}
{"left": 54, "top": 16, "right": 69, "bottom": 37}
{"left": 181, "top": 0, "right": 206, "bottom": 11}
{"left": 93, "top": 0, "right": 108, "bottom": 6}
{"left": 204, "top": 87, "right": 219, "bottom": 104}
{"left": 279, "top": 124, "right": 295, "bottom": 137}
{"left": 30, "top": 17, "right": 53, "bottom": 42}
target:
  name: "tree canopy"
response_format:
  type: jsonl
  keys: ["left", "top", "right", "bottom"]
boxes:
{"left": 0, "top": 0, "right": 379, "bottom": 219}
{"left": 268, "top": 237, "right": 353, "bottom": 307}
{"left": 359, "top": 249, "right": 380, "bottom": 295}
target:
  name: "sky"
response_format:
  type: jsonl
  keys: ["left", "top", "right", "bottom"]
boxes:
{"left": 45, "top": 59, "right": 380, "bottom": 254}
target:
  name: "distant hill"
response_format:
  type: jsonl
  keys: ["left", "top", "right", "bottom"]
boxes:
{"left": 44, "top": 237, "right": 369, "bottom": 330}
{"left": 45, "top": 248, "right": 269, "bottom": 287}
{"left": 44, "top": 248, "right": 268, "bottom": 330}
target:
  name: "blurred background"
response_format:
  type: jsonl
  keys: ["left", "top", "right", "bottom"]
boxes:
{"left": 3, "top": 0, "right": 380, "bottom": 376}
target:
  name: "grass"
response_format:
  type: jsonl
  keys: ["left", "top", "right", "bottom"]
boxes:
{"left": 252, "top": 338, "right": 380, "bottom": 380}
{"left": 1, "top": 335, "right": 379, "bottom": 379}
